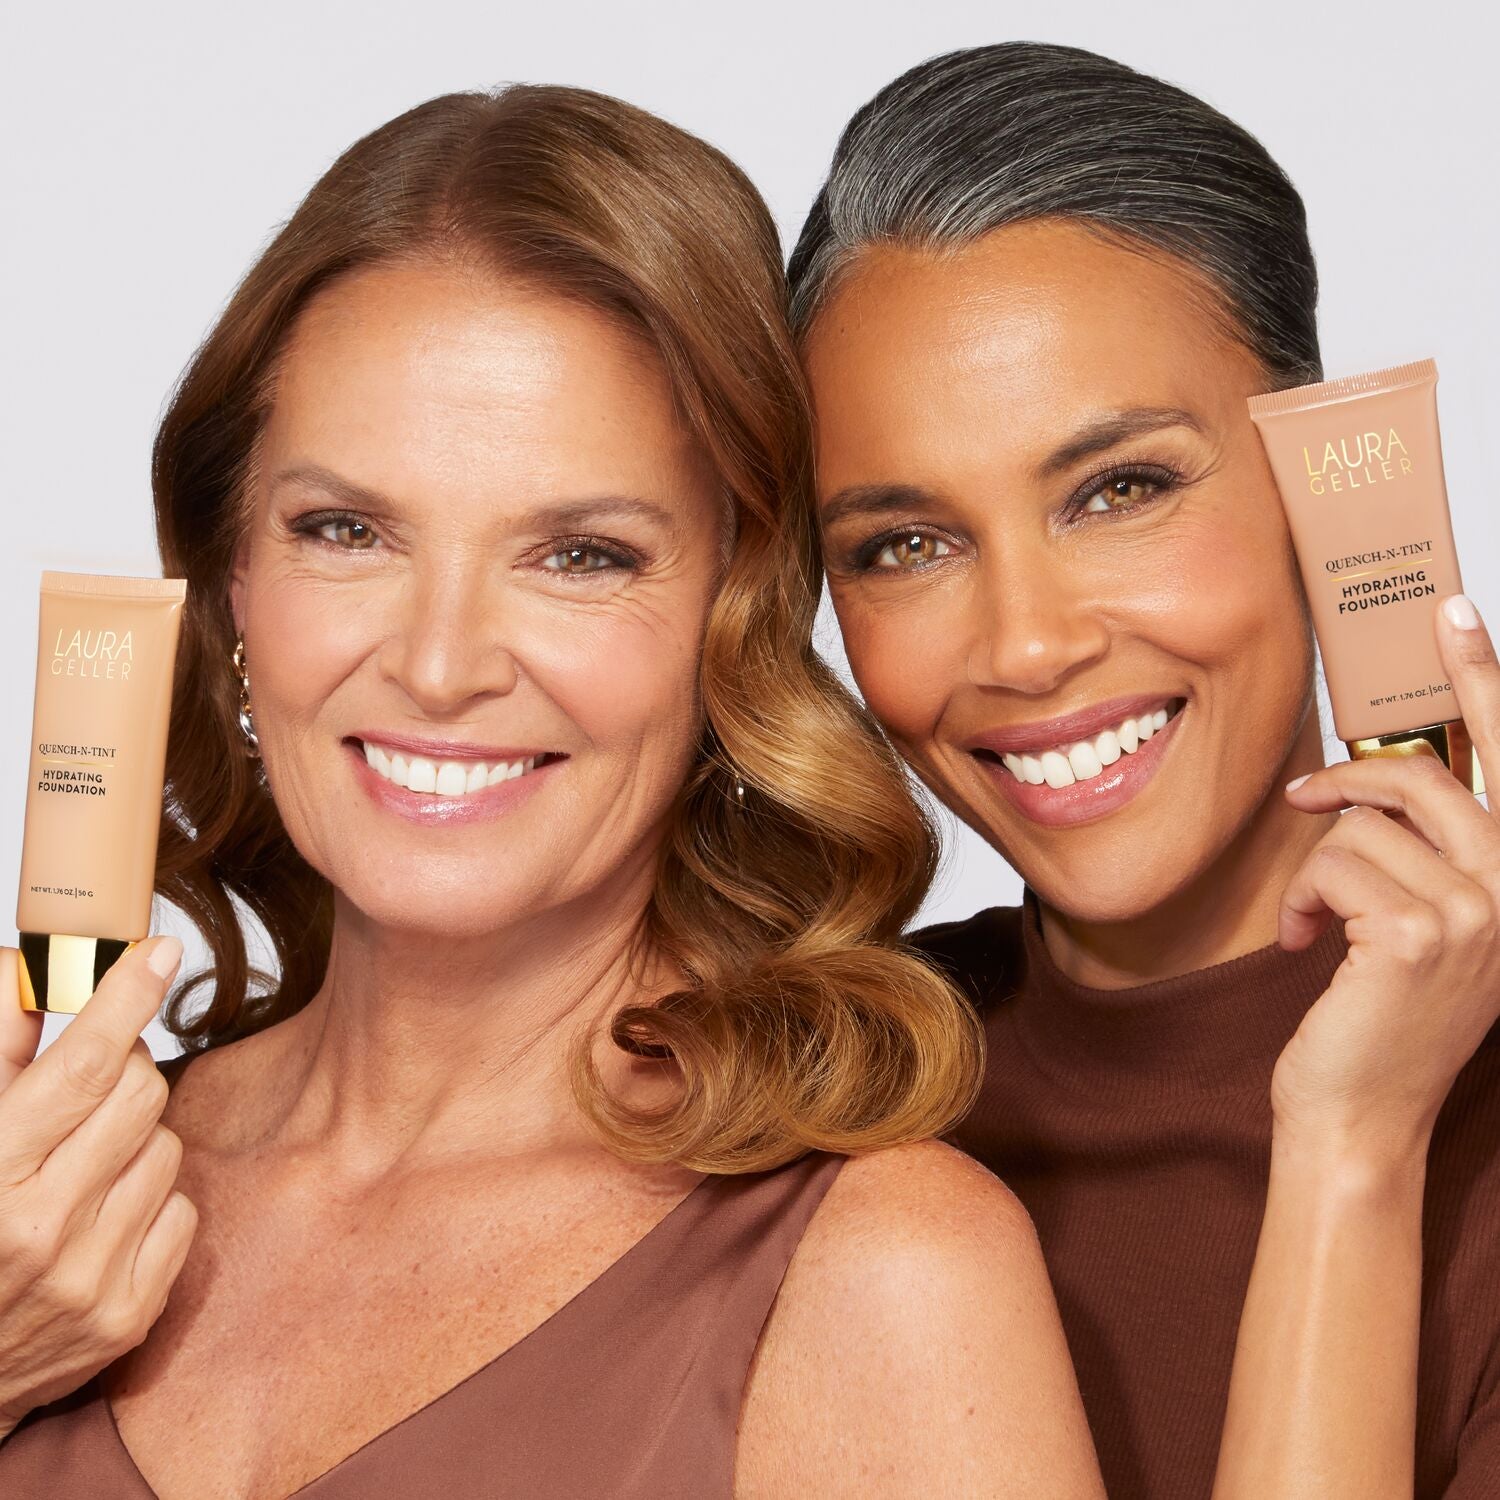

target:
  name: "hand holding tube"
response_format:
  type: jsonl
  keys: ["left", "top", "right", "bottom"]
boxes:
{"left": 1215, "top": 599, "right": 1497, "bottom": 1500}
{"left": 1271, "top": 592, "right": 1499, "bottom": 1154}
{"left": 0, "top": 937, "right": 197, "bottom": 1443}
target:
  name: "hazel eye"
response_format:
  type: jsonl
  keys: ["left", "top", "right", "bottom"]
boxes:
{"left": 872, "top": 532, "right": 954, "bottom": 569}
{"left": 306, "top": 515, "right": 378, "bottom": 549}
{"left": 1082, "top": 476, "right": 1157, "bottom": 514}
{"left": 543, "top": 545, "right": 622, "bottom": 574}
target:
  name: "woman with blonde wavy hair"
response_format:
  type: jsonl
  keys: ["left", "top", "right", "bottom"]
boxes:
{"left": 0, "top": 84, "right": 1104, "bottom": 1496}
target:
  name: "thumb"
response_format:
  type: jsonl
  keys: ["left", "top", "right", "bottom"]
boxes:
{"left": 0, "top": 947, "right": 44, "bottom": 1092}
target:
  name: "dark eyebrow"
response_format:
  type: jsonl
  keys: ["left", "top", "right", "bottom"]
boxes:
{"left": 270, "top": 464, "right": 679, "bottom": 535}
{"left": 819, "top": 483, "right": 939, "bottom": 531}
{"left": 1036, "top": 407, "right": 1203, "bottom": 478}
{"left": 270, "top": 463, "right": 390, "bottom": 509}
{"left": 818, "top": 408, "right": 1204, "bottom": 530}
{"left": 515, "top": 497, "right": 680, "bottom": 535}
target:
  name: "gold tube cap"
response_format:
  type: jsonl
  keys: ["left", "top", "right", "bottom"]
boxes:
{"left": 1346, "top": 719, "right": 1485, "bottom": 796}
{"left": 17, "top": 933, "right": 134, "bottom": 1014}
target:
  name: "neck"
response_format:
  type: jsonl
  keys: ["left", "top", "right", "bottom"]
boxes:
{"left": 1037, "top": 712, "right": 1341, "bottom": 990}
{"left": 224, "top": 856, "right": 681, "bottom": 1173}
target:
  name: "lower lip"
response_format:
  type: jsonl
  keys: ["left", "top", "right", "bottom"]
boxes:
{"left": 976, "top": 704, "right": 1187, "bottom": 830}
{"left": 345, "top": 741, "right": 563, "bottom": 826}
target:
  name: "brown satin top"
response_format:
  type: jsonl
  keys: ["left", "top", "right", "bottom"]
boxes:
{"left": 1, "top": 1143, "right": 846, "bottom": 1498}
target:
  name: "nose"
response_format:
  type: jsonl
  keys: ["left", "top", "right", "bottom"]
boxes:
{"left": 965, "top": 548, "right": 1110, "bottom": 695}
{"left": 379, "top": 560, "right": 520, "bottom": 715}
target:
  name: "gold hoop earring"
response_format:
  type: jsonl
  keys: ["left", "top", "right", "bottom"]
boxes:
{"left": 232, "top": 635, "right": 261, "bottom": 759}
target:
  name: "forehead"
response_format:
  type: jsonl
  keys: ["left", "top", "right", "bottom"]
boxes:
{"left": 263, "top": 260, "right": 703, "bottom": 493}
{"left": 802, "top": 220, "right": 1256, "bottom": 481}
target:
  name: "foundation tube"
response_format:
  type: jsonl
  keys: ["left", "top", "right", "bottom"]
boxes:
{"left": 1248, "top": 358, "right": 1483, "bottom": 796}
{"left": 16, "top": 571, "right": 186, "bottom": 1013}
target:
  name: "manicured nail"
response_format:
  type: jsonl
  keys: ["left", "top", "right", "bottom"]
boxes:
{"left": 145, "top": 936, "right": 183, "bottom": 980}
{"left": 1443, "top": 594, "right": 1480, "bottom": 630}
{"left": 1285, "top": 773, "right": 1311, "bottom": 792}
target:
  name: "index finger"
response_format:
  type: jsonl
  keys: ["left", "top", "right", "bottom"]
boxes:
{"left": 1437, "top": 594, "right": 1494, "bottom": 801}
{"left": 0, "top": 948, "right": 44, "bottom": 1092}
{"left": 0, "top": 935, "right": 182, "bottom": 1180}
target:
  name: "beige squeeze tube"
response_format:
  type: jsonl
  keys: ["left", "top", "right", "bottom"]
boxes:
{"left": 1248, "top": 358, "right": 1482, "bottom": 796}
{"left": 16, "top": 571, "right": 186, "bottom": 1013}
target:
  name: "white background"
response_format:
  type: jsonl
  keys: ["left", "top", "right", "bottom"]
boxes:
{"left": 3, "top": 1, "right": 1494, "bottom": 1057}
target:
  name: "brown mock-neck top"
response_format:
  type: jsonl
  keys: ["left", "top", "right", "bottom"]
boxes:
{"left": 917, "top": 883, "right": 1500, "bottom": 1500}
{"left": 0, "top": 1147, "right": 847, "bottom": 1498}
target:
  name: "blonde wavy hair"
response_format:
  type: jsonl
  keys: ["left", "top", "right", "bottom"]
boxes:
{"left": 152, "top": 83, "right": 982, "bottom": 1172}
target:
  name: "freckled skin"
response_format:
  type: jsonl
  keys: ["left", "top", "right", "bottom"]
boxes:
{"left": 230, "top": 260, "right": 724, "bottom": 943}
{"left": 804, "top": 221, "right": 1338, "bottom": 980}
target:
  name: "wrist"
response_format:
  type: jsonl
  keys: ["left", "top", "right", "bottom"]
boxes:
{"left": 1270, "top": 1111, "right": 1432, "bottom": 1200}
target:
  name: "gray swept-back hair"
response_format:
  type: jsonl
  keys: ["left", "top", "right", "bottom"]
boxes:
{"left": 787, "top": 42, "right": 1321, "bottom": 389}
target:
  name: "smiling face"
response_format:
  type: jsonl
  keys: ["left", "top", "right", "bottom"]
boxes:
{"left": 228, "top": 258, "right": 723, "bottom": 941}
{"left": 805, "top": 219, "right": 1324, "bottom": 923}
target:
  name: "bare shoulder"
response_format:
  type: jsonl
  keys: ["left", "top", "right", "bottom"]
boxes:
{"left": 734, "top": 1140, "right": 1103, "bottom": 1499}
{"left": 801, "top": 1137, "right": 1036, "bottom": 1261}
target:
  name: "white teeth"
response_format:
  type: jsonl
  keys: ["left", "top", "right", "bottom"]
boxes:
{"left": 1066, "top": 740, "right": 1103, "bottom": 780}
{"left": 994, "top": 702, "right": 1181, "bottom": 788}
{"left": 434, "top": 761, "right": 467, "bottom": 797}
{"left": 1040, "top": 750, "right": 1075, "bottom": 789}
{"left": 360, "top": 742, "right": 547, "bottom": 798}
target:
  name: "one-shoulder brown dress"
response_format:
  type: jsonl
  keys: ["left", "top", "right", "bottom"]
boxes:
{"left": 0, "top": 1148, "right": 847, "bottom": 1498}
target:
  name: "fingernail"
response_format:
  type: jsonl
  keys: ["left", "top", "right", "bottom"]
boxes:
{"left": 145, "top": 936, "right": 183, "bottom": 980}
{"left": 1443, "top": 594, "right": 1480, "bottom": 630}
{"left": 1285, "top": 773, "right": 1311, "bottom": 792}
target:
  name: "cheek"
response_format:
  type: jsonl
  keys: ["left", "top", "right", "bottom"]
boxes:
{"left": 830, "top": 581, "right": 967, "bottom": 753}
{"left": 540, "top": 609, "right": 702, "bottom": 750}
{"left": 517, "top": 590, "right": 709, "bottom": 768}
{"left": 244, "top": 573, "right": 370, "bottom": 729}
{"left": 1131, "top": 496, "right": 1308, "bottom": 685}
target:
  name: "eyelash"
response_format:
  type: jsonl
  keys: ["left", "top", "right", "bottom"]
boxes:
{"left": 848, "top": 460, "right": 1184, "bottom": 573}
{"left": 286, "top": 510, "right": 644, "bottom": 576}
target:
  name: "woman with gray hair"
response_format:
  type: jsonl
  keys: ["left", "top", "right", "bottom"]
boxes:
{"left": 791, "top": 41, "right": 1500, "bottom": 1500}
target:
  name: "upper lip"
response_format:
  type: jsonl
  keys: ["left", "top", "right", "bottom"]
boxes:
{"left": 348, "top": 731, "right": 561, "bottom": 763}
{"left": 966, "top": 693, "right": 1183, "bottom": 757}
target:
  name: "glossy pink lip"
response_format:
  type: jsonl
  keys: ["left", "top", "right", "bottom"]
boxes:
{"left": 345, "top": 739, "right": 564, "bottom": 826}
{"left": 974, "top": 700, "right": 1187, "bottom": 830}
{"left": 347, "top": 730, "right": 559, "bottom": 763}
{"left": 966, "top": 692, "right": 1185, "bottom": 757}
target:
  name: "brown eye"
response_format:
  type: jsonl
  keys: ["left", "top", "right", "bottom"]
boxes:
{"left": 872, "top": 532, "right": 954, "bottom": 569}
{"left": 315, "top": 517, "right": 378, "bottom": 548}
{"left": 543, "top": 545, "right": 617, "bottom": 574}
{"left": 1082, "top": 476, "right": 1156, "bottom": 514}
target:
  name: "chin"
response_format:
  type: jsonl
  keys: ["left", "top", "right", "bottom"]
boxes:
{"left": 1025, "top": 839, "right": 1211, "bottom": 927}
{"left": 334, "top": 874, "right": 556, "bottom": 943}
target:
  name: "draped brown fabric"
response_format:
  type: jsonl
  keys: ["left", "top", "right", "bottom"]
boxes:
{"left": 0, "top": 1149, "right": 846, "bottom": 1498}
{"left": 917, "top": 884, "right": 1500, "bottom": 1500}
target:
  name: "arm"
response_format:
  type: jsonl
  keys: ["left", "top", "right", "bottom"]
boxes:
{"left": 1214, "top": 1124, "right": 1427, "bottom": 1498}
{"left": 734, "top": 1139, "right": 1105, "bottom": 1499}
{"left": 1214, "top": 593, "right": 1500, "bottom": 1500}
